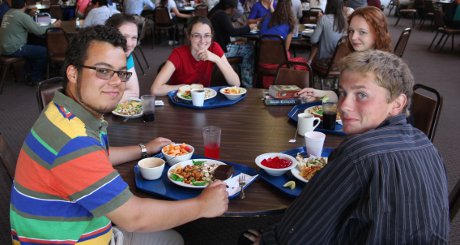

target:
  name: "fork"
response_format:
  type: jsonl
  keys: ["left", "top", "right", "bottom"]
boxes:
{"left": 239, "top": 175, "right": 246, "bottom": 199}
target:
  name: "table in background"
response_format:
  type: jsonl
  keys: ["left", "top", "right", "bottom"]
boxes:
{"left": 60, "top": 20, "right": 80, "bottom": 36}
{"left": 110, "top": 88, "right": 344, "bottom": 217}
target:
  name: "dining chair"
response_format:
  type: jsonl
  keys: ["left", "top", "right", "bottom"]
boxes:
{"left": 312, "top": 36, "right": 350, "bottom": 90}
{"left": 0, "top": 56, "right": 24, "bottom": 95}
{"left": 450, "top": 178, "right": 460, "bottom": 222}
{"left": 393, "top": 27, "right": 412, "bottom": 57}
{"left": 36, "top": 77, "right": 64, "bottom": 112}
{"left": 49, "top": 4, "right": 63, "bottom": 20}
{"left": 428, "top": 9, "right": 460, "bottom": 52}
{"left": 410, "top": 83, "right": 443, "bottom": 142}
{"left": 418, "top": 0, "right": 435, "bottom": 28}
{"left": 154, "top": 6, "right": 178, "bottom": 46}
{"left": 254, "top": 34, "right": 289, "bottom": 88}
{"left": 0, "top": 133, "right": 15, "bottom": 244}
{"left": 300, "top": 8, "right": 322, "bottom": 24}
{"left": 393, "top": 0, "right": 418, "bottom": 27}
{"left": 273, "top": 61, "right": 312, "bottom": 88}
{"left": 45, "top": 27, "right": 69, "bottom": 78}
{"left": 133, "top": 16, "right": 150, "bottom": 76}
{"left": 194, "top": 4, "right": 208, "bottom": 17}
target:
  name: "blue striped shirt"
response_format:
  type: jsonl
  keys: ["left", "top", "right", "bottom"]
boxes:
{"left": 262, "top": 115, "right": 449, "bottom": 244}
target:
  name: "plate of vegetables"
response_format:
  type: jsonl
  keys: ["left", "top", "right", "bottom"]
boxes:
{"left": 112, "top": 98, "right": 143, "bottom": 118}
{"left": 168, "top": 159, "right": 229, "bottom": 188}
{"left": 291, "top": 154, "right": 328, "bottom": 183}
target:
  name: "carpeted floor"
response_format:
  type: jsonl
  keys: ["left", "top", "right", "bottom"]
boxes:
{"left": 0, "top": 12, "right": 459, "bottom": 244}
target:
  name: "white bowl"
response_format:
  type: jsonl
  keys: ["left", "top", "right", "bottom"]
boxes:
{"left": 255, "top": 153, "right": 297, "bottom": 176}
{"left": 162, "top": 143, "right": 194, "bottom": 166}
{"left": 138, "top": 157, "right": 165, "bottom": 180}
{"left": 220, "top": 87, "right": 247, "bottom": 100}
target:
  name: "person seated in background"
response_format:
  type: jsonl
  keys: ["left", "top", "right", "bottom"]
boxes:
{"left": 299, "top": 6, "right": 390, "bottom": 102}
{"left": 158, "top": 0, "right": 194, "bottom": 46}
{"left": 347, "top": 0, "right": 366, "bottom": 9}
{"left": 106, "top": 13, "right": 140, "bottom": 102}
{"left": 10, "top": 25, "right": 228, "bottom": 244}
{"left": 209, "top": 0, "right": 257, "bottom": 87}
{"left": 75, "top": 0, "right": 90, "bottom": 18}
{"left": 123, "top": 0, "right": 155, "bottom": 16}
{"left": 291, "top": 0, "right": 302, "bottom": 20}
{"left": 0, "top": 0, "right": 61, "bottom": 86}
{"left": 308, "top": 0, "right": 347, "bottom": 65}
{"left": 83, "top": 0, "right": 119, "bottom": 27}
{"left": 247, "top": 0, "right": 275, "bottom": 24}
{"left": 242, "top": 50, "right": 450, "bottom": 245}
{"left": 151, "top": 16, "right": 240, "bottom": 96}
{"left": 308, "top": 0, "right": 326, "bottom": 12}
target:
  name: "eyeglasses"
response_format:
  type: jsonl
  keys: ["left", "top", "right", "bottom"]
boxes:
{"left": 80, "top": 65, "right": 132, "bottom": 82}
{"left": 191, "top": 33, "right": 213, "bottom": 40}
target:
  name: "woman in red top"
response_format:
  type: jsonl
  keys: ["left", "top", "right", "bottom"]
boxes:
{"left": 150, "top": 16, "right": 240, "bottom": 96}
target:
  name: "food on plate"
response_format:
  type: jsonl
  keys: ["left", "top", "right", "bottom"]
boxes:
{"left": 283, "top": 180, "right": 296, "bottom": 190}
{"left": 296, "top": 154, "right": 328, "bottom": 181}
{"left": 261, "top": 156, "right": 293, "bottom": 169}
{"left": 162, "top": 143, "right": 192, "bottom": 156}
{"left": 222, "top": 87, "right": 243, "bottom": 94}
{"left": 113, "top": 100, "right": 142, "bottom": 116}
{"left": 169, "top": 160, "right": 230, "bottom": 186}
{"left": 178, "top": 84, "right": 204, "bottom": 99}
{"left": 213, "top": 165, "right": 234, "bottom": 180}
{"left": 305, "top": 105, "right": 341, "bottom": 120}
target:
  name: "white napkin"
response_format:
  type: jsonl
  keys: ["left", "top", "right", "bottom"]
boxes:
{"left": 224, "top": 173, "right": 258, "bottom": 197}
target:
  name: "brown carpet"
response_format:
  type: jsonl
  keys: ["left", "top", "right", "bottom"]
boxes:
{"left": 0, "top": 12, "right": 459, "bottom": 245}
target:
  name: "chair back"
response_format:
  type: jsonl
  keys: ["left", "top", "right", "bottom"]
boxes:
{"left": 393, "top": 27, "right": 411, "bottom": 57}
{"left": 0, "top": 133, "right": 16, "bottom": 244}
{"left": 313, "top": 36, "right": 350, "bottom": 78}
{"left": 36, "top": 77, "right": 65, "bottom": 112}
{"left": 50, "top": 4, "right": 63, "bottom": 19}
{"left": 46, "top": 28, "right": 69, "bottom": 62}
{"left": 450, "top": 178, "right": 460, "bottom": 222}
{"left": 410, "top": 84, "right": 443, "bottom": 142}
{"left": 194, "top": 4, "right": 208, "bottom": 17}
{"left": 301, "top": 8, "right": 322, "bottom": 24}
{"left": 154, "top": 6, "right": 173, "bottom": 27}
{"left": 257, "top": 34, "right": 288, "bottom": 65}
{"left": 274, "top": 61, "right": 312, "bottom": 88}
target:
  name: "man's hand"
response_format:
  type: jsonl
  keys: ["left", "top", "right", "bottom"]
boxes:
{"left": 197, "top": 181, "right": 228, "bottom": 217}
{"left": 145, "top": 137, "right": 172, "bottom": 155}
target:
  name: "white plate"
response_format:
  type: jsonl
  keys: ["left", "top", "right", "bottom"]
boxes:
{"left": 176, "top": 88, "right": 217, "bottom": 101}
{"left": 291, "top": 167, "right": 309, "bottom": 183}
{"left": 168, "top": 159, "right": 229, "bottom": 189}
{"left": 304, "top": 24, "right": 317, "bottom": 28}
{"left": 250, "top": 30, "right": 259, "bottom": 34}
{"left": 112, "top": 98, "right": 143, "bottom": 118}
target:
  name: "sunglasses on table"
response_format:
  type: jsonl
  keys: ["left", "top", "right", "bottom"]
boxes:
{"left": 80, "top": 65, "right": 132, "bottom": 82}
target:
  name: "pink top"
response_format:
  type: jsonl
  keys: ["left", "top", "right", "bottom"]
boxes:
{"left": 76, "top": 0, "right": 90, "bottom": 14}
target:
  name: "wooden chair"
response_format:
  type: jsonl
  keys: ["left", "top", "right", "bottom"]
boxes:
{"left": 393, "top": 0, "right": 418, "bottom": 27}
{"left": 450, "top": 178, "right": 460, "bottom": 222}
{"left": 418, "top": 0, "right": 435, "bottom": 28}
{"left": 36, "top": 77, "right": 64, "bottom": 112}
{"left": 0, "top": 133, "right": 16, "bottom": 244}
{"left": 211, "top": 57, "right": 243, "bottom": 86}
{"left": 49, "top": 4, "right": 63, "bottom": 19}
{"left": 410, "top": 84, "right": 443, "bottom": 142}
{"left": 312, "top": 36, "right": 350, "bottom": 89}
{"left": 254, "top": 34, "right": 289, "bottom": 88}
{"left": 194, "top": 4, "right": 208, "bottom": 17}
{"left": 273, "top": 61, "right": 312, "bottom": 88}
{"left": 428, "top": 9, "right": 460, "bottom": 52}
{"left": 133, "top": 17, "right": 150, "bottom": 75}
{"left": 0, "top": 56, "right": 24, "bottom": 94}
{"left": 45, "top": 28, "right": 69, "bottom": 78}
{"left": 154, "top": 6, "right": 178, "bottom": 46}
{"left": 393, "top": 27, "right": 412, "bottom": 57}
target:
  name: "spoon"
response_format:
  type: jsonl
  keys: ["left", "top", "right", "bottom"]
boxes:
{"left": 289, "top": 128, "right": 298, "bottom": 143}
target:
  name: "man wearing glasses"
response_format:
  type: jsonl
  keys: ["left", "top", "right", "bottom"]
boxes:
{"left": 10, "top": 25, "right": 228, "bottom": 244}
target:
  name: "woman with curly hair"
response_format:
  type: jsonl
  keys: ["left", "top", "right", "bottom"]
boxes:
{"left": 299, "top": 6, "right": 392, "bottom": 102}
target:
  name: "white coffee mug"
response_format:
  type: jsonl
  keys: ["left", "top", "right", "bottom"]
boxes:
{"left": 297, "top": 113, "right": 320, "bottom": 136}
{"left": 191, "top": 89, "right": 205, "bottom": 107}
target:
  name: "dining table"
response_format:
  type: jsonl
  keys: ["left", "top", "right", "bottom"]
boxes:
{"left": 109, "top": 88, "right": 344, "bottom": 217}
{"left": 60, "top": 19, "right": 81, "bottom": 36}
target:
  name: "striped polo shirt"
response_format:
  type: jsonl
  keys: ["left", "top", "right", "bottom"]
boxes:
{"left": 262, "top": 115, "right": 450, "bottom": 244}
{"left": 10, "top": 92, "right": 132, "bottom": 245}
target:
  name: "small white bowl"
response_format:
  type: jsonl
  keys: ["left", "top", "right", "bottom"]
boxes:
{"left": 162, "top": 143, "right": 194, "bottom": 166}
{"left": 138, "top": 157, "right": 165, "bottom": 180}
{"left": 220, "top": 87, "right": 247, "bottom": 100}
{"left": 255, "top": 153, "right": 297, "bottom": 176}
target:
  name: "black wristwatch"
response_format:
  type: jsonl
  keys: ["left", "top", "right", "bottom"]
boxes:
{"left": 138, "top": 144, "right": 148, "bottom": 158}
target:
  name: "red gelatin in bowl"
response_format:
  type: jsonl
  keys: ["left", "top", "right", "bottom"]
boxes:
{"left": 261, "top": 157, "right": 292, "bottom": 169}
